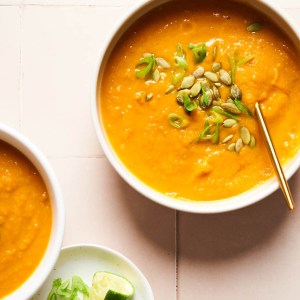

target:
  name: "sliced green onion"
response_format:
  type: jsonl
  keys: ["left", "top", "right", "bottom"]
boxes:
{"left": 206, "top": 111, "right": 223, "bottom": 124}
{"left": 233, "top": 99, "right": 253, "bottom": 117}
{"left": 168, "top": 113, "right": 189, "bottom": 129}
{"left": 201, "top": 87, "right": 209, "bottom": 107}
{"left": 191, "top": 43, "right": 206, "bottom": 63}
{"left": 247, "top": 22, "right": 263, "bottom": 32}
{"left": 171, "top": 69, "right": 186, "bottom": 85}
{"left": 183, "top": 93, "right": 198, "bottom": 112}
{"left": 238, "top": 54, "right": 255, "bottom": 66}
{"left": 212, "top": 122, "right": 221, "bottom": 144}
{"left": 135, "top": 55, "right": 156, "bottom": 78}
{"left": 193, "top": 124, "right": 213, "bottom": 143}
{"left": 175, "top": 56, "right": 188, "bottom": 69}
{"left": 211, "top": 107, "right": 240, "bottom": 121}
{"left": 176, "top": 43, "right": 185, "bottom": 57}
{"left": 228, "top": 51, "right": 238, "bottom": 84}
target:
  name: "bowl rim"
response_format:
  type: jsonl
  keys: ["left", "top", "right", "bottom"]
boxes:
{"left": 91, "top": 0, "right": 300, "bottom": 214}
{"left": 0, "top": 124, "right": 65, "bottom": 300}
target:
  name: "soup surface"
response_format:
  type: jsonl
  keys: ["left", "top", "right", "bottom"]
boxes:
{"left": 100, "top": 0, "right": 300, "bottom": 201}
{"left": 0, "top": 141, "right": 52, "bottom": 297}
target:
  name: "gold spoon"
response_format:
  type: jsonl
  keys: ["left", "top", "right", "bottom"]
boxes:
{"left": 255, "top": 102, "right": 295, "bottom": 210}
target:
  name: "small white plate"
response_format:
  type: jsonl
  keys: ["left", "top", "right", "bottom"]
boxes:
{"left": 32, "top": 244, "right": 154, "bottom": 300}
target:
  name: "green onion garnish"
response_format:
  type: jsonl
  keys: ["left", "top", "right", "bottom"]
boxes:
{"left": 183, "top": 93, "right": 198, "bottom": 112}
{"left": 135, "top": 55, "right": 156, "bottom": 78}
{"left": 175, "top": 56, "right": 188, "bottom": 69}
{"left": 247, "top": 23, "right": 263, "bottom": 32}
{"left": 211, "top": 107, "right": 240, "bottom": 121}
{"left": 189, "top": 43, "right": 206, "bottom": 63}
{"left": 237, "top": 54, "right": 255, "bottom": 66}
{"left": 212, "top": 122, "right": 220, "bottom": 144}
{"left": 171, "top": 69, "right": 186, "bottom": 85}
{"left": 168, "top": 113, "right": 189, "bottom": 129}
{"left": 233, "top": 99, "right": 253, "bottom": 117}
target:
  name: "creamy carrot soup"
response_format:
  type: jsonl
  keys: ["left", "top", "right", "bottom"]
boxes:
{"left": 0, "top": 141, "right": 52, "bottom": 298}
{"left": 100, "top": 0, "right": 300, "bottom": 201}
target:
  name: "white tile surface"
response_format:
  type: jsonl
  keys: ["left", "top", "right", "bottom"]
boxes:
{"left": 0, "top": 6, "right": 21, "bottom": 129}
{"left": 22, "top": 6, "right": 127, "bottom": 157}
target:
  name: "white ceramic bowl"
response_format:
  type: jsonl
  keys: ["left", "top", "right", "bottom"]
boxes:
{"left": 0, "top": 124, "right": 65, "bottom": 300}
{"left": 91, "top": 0, "right": 300, "bottom": 214}
{"left": 32, "top": 244, "right": 154, "bottom": 300}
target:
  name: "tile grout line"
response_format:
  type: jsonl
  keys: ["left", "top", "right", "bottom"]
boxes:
{"left": 175, "top": 210, "right": 179, "bottom": 300}
{"left": 18, "top": 4, "right": 24, "bottom": 131}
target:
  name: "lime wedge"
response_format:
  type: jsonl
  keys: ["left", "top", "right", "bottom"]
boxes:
{"left": 89, "top": 271, "right": 134, "bottom": 300}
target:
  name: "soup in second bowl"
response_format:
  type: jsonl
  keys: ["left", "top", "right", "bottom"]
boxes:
{"left": 0, "top": 140, "right": 52, "bottom": 298}
{"left": 100, "top": 0, "right": 300, "bottom": 201}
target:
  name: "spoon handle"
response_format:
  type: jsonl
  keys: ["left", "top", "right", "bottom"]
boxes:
{"left": 255, "top": 102, "right": 295, "bottom": 210}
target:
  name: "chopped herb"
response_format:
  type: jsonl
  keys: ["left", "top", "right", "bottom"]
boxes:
{"left": 212, "top": 122, "right": 220, "bottom": 144}
{"left": 233, "top": 99, "right": 253, "bottom": 117}
{"left": 168, "top": 113, "right": 189, "bottom": 129}
{"left": 237, "top": 54, "right": 254, "bottom": 66}
{"left": 176, "top": 43, "right": 185, "bottom": 57}
{"left": 206, "top": 111, "right": 223, "bottom": 124}
{"left": 247, "top": 22, "right": 263, "bottom": 32}
{"left": 211, "top": 107, "right": 240, "bottom": 121}
{"left": 175, "top": 56, "right": 188, "bottom": 69}
{"left": 201, "top": 86, "right": 209, "bottom": 107}
{"left": 228, "top": 51, "right": 238, "bottom": 84}
{"left": 135, "top": 55, "right": 156, "bottom": 78}
{"left": 189, "top": 43, "right": 206, "bottom": 63}
{"left": 193, "top": 123, "right": 213, "bottom": 142}
{"left": 183, "top": 93, "right": 198, "bottom": 112}
{"left": 171, "top": 69, "right": 186, "bottom": 85}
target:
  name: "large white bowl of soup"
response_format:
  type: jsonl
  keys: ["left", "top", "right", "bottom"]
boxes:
{"left": 92, "top": 0, "right": 300, "bottom": 213}
{"left": 0, "top": 124, "right": 64, "bottom": 299}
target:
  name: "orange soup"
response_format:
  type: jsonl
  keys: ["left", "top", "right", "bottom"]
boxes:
{"left": 0, "top": 141, "right": 52, "bottom": 298}
{"left": 100, "top": 0, "right": 300, "bottom": 201}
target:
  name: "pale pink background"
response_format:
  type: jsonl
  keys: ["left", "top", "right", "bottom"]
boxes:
{"left": 0, "top": 0, "right": 299, "bottom": 299}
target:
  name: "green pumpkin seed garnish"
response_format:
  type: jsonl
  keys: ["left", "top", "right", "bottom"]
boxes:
{"left": 226, "top": 98, "right": 234, "bottom": 104}
{"left": 233, "top": 99, "right": 253, "bottom": 117}
{"left": 214, "top": 82, "right": 222, "bottom": 87}
{"left": 135, "top": 55, "right": 156, "bottom": 78}
{"left": 240, "top": 126, "right": 251, "bottom": 144}
{"left": 221, "top": 102, "right": 241, "bottom": 114}
{"left": 204, "top": 71, "right": 218, "bottom": 82}
{"left": 193, "top": 66, "right": 205, "bottom": 78}
{"left": 247, "top": 22, "right": 263, "bottom": 32}
{"left": 160, "top": 72, "right": 167, "bottom": 80}
{"left": 230, "top": 84, "right": 242, "bottom": 100}
{"left": 212, "top": 100, "right": 221, "bottom": 107}
{"left": 156, "top": 57, "right": 171, "bottom": 69}
{"left": 223, "top": 119, "right": 237, "bottom": 128}
{"left": 228, "top": 143, "right": 236, "bottom": 152}
{"left": 165, "top": 85, "right": 175, "bottom": 94}
{"left": 212, "top": 85, "right": 221, "bottom": 100}
{"left": 222, "top": 134, "right": 234, "bottom": 144}
{"left": 219, "top": 69, "right": 232, "bottom": 86}
{"left": 211, "top": 107, "right": 240, "bottom": 121}
{"left": 168, "top": 113, "right": 189, "bottom": 129}
{"left": 183, "top": 93, "right": 198, "bottom": 112}
{"left": 249, "top": 135, "right": 256, "bottom": 148}
{"left": 212, "top": 62, "right": 222, "bottom": 72}
{"left": 235, "top": 138, "right": 243, "bottom": 153}
{"left": 189, "top": 43, "right": 207, "bottom": 63}
{"left": 151, "top": 69, "right": 160, "bottom": 82}
{"left": 146, "top": 93, "right": 153, "bottom": 102}
{"left": 181, "top": 75, "right": 195, "bottom": 89}
{"left": 190, "top": 82, "right": 201, "bottom": 97}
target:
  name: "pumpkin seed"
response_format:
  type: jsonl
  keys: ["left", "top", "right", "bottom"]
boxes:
{"left": 152, "top": 69, "right": 160, "bottom": 82}
{"left": 146, "top": 93, "right": 153, "bottom": 101}
{"left": 193, "top": 66, "right": 205, "bottom": 78}
{"left": 212, "top": 85, "right": 221, "bottom": 100}
{"left": 165, "top": 85, "right": 175, "bottom": 94}
{"left": 247, "top": 22, "right": 263, "bottom": 32}
{"left": 204, "top": 71, "right": 219, "bottom": 82}
{"left": 190, "top": 82, "right": 201, "bottom": 97}
{"left": 228, "top": 143, "right": 236, "bottom": 152}
{"left": 240, "top": 126, "right": 251, "bottom": 144}
{"left": 200, "top": 80, "right": 211, "bottom": 92}
{"left": 201, "top": 90, "right": 213, "bottom": 107}
{"left": 219, "top": 69, "right": 232, "bottom": 86}
{"left": 160, "top": 72, "right": 167, "bottom": 80}
{"left": 156, "top": 57, "right": 171, "bottom": 69}
{"left": 223, "top": 119, "right": 237, "bottom": 128}
{"left": 143, "top": 53, "right": 152, "bottom": 58}
{"left": 221, "top": 102, "right": 241, "bottom": 114}
{"left": 181, "top": 75, "right": 195, "bottom": 89}
{"left": 230, "top": 84, "right": 242, "bottom": 100}
{"left": 214, "top": 82, "right": 222, "bottom": 87}
{"left": 222, "top": 134, "right": 234, "bottom": 144}
{"left": 212, "top": 62, "right": 222, "bottom": 72}
{"left": 226, "top": 98, "right": 234, "bottom": 104}
{"left": 213, "top": 45, "right": 217, "bottom": 61}
{"left": 212, "top": 100, "right": 221, "bottom": 107}
{"left": 235, "top": 138, "right": 243, "bottom": 153}
{"left": 176, "top": 89, "right": 191, "bottom": 105}
{"left": 249, "top": 135, "right": 256, "bottom": 148}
